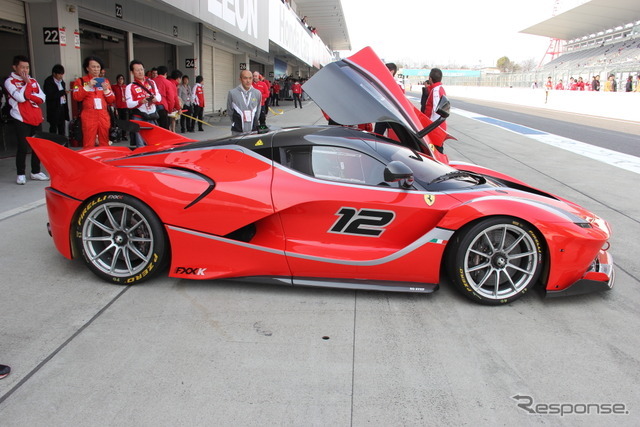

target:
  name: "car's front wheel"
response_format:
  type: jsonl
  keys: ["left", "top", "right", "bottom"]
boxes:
{"left": 75, "top": 193, "right": 167, "bottom": 284}
{"left": 447, "top": 217, "right": 543, "bottom": 305}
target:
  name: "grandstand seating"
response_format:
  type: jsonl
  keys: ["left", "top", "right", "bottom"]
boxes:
{"left": 542, "top": 36, "right": 640, "bottom": 72}
{"left": 428, "top": 16, "right": 640, "bottom": 89}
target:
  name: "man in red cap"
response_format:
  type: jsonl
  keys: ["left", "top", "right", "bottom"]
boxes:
{"left": 252, "top": 71, "right": 270, "bottom": 128}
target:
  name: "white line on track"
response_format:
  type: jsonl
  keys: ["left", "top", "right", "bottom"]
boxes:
{"left": 0, "top": 198, "right": 46, "bottom": 221}
{"left": 452, "top": 107, "right": 640, "bottom": 175}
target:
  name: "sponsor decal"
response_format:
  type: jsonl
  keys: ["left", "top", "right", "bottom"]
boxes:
{"left": 208, "top": 0, "right": 258, "bottom": 39}
{"left": 77, "top": 195, "right": 107, "bottom": 225}
{"left": 123, "top": 253, "right": 159, "bottom": 284}
{"left": 175, "top": 267, "right": 207, "bottom": 276}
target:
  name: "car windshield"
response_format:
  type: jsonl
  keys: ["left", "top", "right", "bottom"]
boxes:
{"left": 371, "top": 139, "right": 483, "bottom": 190}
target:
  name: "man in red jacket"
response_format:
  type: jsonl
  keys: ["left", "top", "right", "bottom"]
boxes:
{"left": 291, "top": 79, "right": 303, "bottom": 108}
{"left": 263, "top": 78, "right": 271, "bottom": 107}
{"left": 252, "top": 71, "right": 270, "bottom": 127}
{"left": 4, "top": 55, "right": 48, "bottom": 185}
{"left": 125, "top": 59, "right": 162, "bottom": 146}
{"left": 167, "top": 70, "right": 182, "bottom": 132}
{"left": 72, "top": 56, "right": 116, "bottom": 149}
{"left": 192, "top": 75, "right": 205, "bottom": 131}
{"left": 568, "top": 77, "right": 578, "bottom": 91}
{"left": 423, "top": 68, "right": 447, "bottom": 131}
{"left": 272, "top": 80, "right": 281, "bottom": 106}
{"left": 153, "top": 66, "right": 175, "bottom": 129}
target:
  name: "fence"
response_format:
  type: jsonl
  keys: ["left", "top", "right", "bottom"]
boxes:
{"left": 436, "top": 65, "right": 640, "bottom": 90}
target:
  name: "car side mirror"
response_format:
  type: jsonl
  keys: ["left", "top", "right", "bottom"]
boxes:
{"left": 117, "top": 119, "right": 140, "bottom": 133}
{"left": 34, "top": 131, "right": 69, "bottom": 147}
{"left": 384, "top": 161, "right": 414, "bottom": 188}
{"left": 435, "top": 95, "right": 450, "bottom": 118}
{"left": 416, "top": 95, "right": 450, "bottom": 138}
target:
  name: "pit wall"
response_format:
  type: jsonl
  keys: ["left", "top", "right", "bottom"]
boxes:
{"left": 409, "top": 85, "right": 639, "bottom": 123}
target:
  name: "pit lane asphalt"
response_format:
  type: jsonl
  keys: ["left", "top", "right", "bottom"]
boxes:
{"left": 1, "top": 99, "right": 639, "bottom": 426}
{"left": 447, "top": 96, "right": 640, "bottom": 157}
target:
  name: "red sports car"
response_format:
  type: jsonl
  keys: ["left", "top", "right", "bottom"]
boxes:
{"left": 29, "top": 47, "right": 613, "bottom": 305}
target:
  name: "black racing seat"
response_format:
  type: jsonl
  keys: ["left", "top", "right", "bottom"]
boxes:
{"left": 286, "top": 148, "right": 313, "bottom": 176}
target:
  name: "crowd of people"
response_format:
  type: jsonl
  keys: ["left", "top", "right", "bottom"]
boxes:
{"left": 280, "top": 0, "right": 319, "bottom": 35}
{"left": 2, "top": 51, "right": 465, "bottom": 189}
{"left": 1, "top": 54, "right": 211, "bottom": 184}
{"left": 538, "top": 73, "right": 640, "bottom": 92}
{"left": 66, "top": 57, "right": 207, "bottom": 149}
{"left": 1, "top": 52, "right": 320, "bottom": 185}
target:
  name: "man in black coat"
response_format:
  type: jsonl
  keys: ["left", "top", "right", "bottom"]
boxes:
{"left": 43, "top": 64, "right": 69, "bottom": 136}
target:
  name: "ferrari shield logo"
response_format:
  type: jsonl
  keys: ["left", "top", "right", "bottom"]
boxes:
{"left": 424, "top": 194, "right": 436, "bottom": 206}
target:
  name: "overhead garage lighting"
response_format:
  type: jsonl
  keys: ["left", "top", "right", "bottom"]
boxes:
{"left": 80, "top": 24, "right": 124, "bottom": 41}
{"left": 0, "top": 24, "right": 24, "bottom": 35}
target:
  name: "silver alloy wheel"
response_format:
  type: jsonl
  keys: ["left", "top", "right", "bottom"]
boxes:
{"left": 81, "top": 202, "right": 154, "bottom": 278}
{"left": 463, "top": 223, "right": 539, "bottom": 300}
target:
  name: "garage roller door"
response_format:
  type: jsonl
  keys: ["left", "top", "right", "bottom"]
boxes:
{"left": 213, "top": 48, "right": 234, "bottom": 113}
{"left": 0, "top": 0, "right": 25, "bottom": 24}
{"left": 202, "top": 44, "right": 214, "bottom": 114}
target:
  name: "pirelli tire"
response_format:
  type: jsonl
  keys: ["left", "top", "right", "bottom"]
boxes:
{"left": 447, "top": 216, "right": 544, "bottom": 305}
{"left": 75, "top": 193, "right": 168, "bottom": 285}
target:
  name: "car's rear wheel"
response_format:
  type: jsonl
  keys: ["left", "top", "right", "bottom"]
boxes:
{"left": 76, "top": 193, "right": 167, "bottom": 284}
{"left": 447, "top": 217, "right": 543, "bottom": 305}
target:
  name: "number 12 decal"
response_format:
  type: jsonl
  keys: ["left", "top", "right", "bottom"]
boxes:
{"left": 329, "top": 207, "right": 395, "bottom": 237}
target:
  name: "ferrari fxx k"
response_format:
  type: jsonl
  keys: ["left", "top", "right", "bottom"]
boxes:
{"left": 29, "top": 48, "right": 613, "bottom": 305}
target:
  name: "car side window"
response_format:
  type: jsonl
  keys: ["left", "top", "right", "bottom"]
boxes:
{"left": 309, "top": 146, "right": 386, "bottom": 186}
{"left": 253, "top": 146, "right": 278, "bottom": 163}
{"left": 284, "top": 146, "right": 391, "bottom": 186}
{"left": 284, "top": 147, "right": 314, "bottom": 176}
